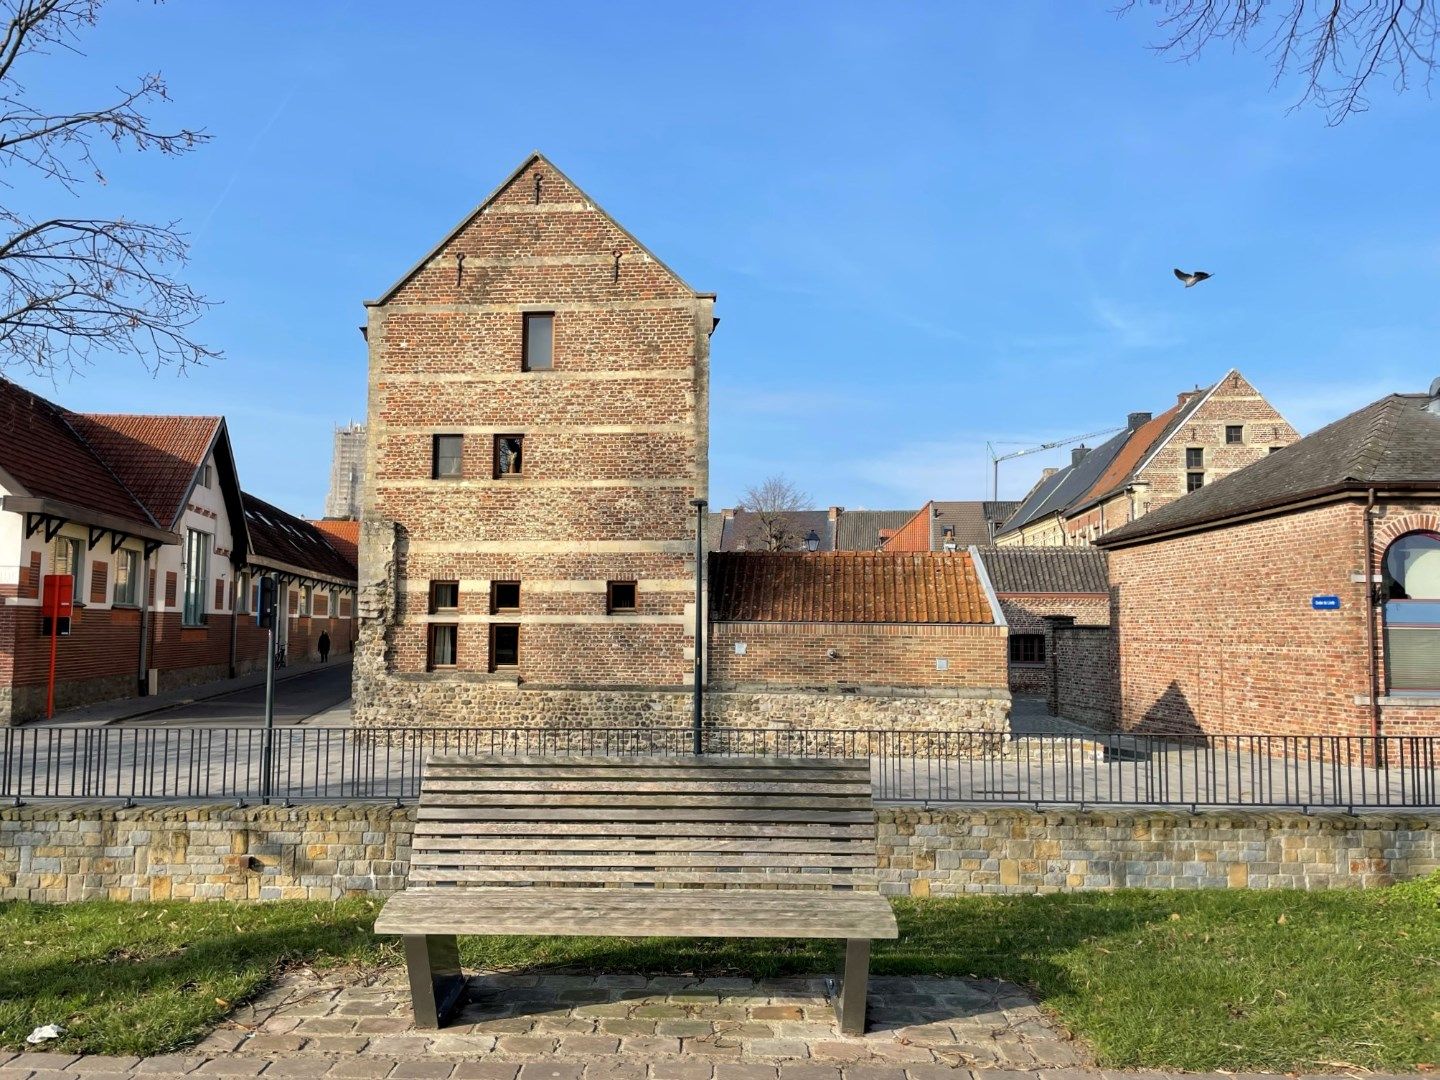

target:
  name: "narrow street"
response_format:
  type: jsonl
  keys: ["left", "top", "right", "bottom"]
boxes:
{"left": 119, "top": 662, "right": 352, "bottom": 727}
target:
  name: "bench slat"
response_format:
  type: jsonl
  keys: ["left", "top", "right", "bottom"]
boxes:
{"left": 419, "top": 793, "right": 871, "bottom": 809}
{"left": 408, "top": 869, "right": 875, "bottom": 887}
{"left": 423, "top": 756, "right": 869, "bottom": 771}
{"left": 411, "top": 821, "right": 875, "bottom": 840}
{"left": 374, "top": 886, "right": 899, "bottom": 939}
{"left": 422, "top": 779, "right": 874, "bottom": 795}
{"left": 410, "top": 852, "right": 877, "bottom": 868}
{"left": 416, "top": 807, "right": 876, "bottom": 824}
{"left": 407, "top": 836, "right": 875, "bottom": 854}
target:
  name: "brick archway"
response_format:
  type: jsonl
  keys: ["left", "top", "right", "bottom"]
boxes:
{"left": 1373, "top": 512, "right": 1440, "bottom": 555}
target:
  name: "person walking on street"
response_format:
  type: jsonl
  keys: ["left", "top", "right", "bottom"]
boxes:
{"left": 318, "top": 630, "right": 331, "bottom": 662}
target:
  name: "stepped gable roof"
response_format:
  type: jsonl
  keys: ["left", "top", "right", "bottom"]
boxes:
{"left": 709, "top": 551, "right": 994, "bottom": 624}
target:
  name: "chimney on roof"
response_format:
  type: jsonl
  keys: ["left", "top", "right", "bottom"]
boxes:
{"left": 1178, "top": 391, "right": 1196, "bottom": 406}
{"left": 1071, "top": 445, "right": 1089, "bottom": 466}
{"left": 1127, "top": 411, "right": 1152, "bottom": 431}
{"left": 1041, "top": 467, "right": 1057, "bottom": 480}
{"left": 828, "top": 506, "right": 843, "bottom": 522}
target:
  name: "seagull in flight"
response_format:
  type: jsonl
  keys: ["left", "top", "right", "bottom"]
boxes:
{"left": 1174, "top": 268, "right": 1213, "bottom": 288}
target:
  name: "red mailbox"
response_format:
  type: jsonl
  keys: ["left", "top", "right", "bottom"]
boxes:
{"left": 42, "top": 573, "right": 73, "bottom": 637}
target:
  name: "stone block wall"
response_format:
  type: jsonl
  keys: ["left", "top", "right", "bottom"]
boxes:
{"left": 3, "top": 802, "right": 1434, "bottom": 903}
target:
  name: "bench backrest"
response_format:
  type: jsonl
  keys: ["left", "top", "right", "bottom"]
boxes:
{"left": 410, "top": 754, "right": 879, "bottom": 890}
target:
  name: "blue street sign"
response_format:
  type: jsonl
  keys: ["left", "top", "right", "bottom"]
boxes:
{"left": 1311, "top": 595, "right": 1341, "bottom": 610}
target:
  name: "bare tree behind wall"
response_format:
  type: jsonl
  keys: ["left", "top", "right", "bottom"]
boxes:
{"left": 1119, "top": 1, "right": 1438, "bottom": 125}
{"left": 0, "top": 0, "right": 218, "bottom": 378}
{"left": 738, "top": 475, "right": 812, "bottom": 552}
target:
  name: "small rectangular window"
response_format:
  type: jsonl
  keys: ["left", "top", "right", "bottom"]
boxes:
{"left": 523, "top": 312, "right": 553, "bottom": 371}
{"left": 200, "top": 463, "right": 213, "bottom": 489}
{"left": 51, "top": 535, "right": 84, "bottom": 596}
{"left": 1186, "top": 471, "right": 1205, "bottom": 492}
{"left": 1269, "top": 446, "right": 1283, "bottom": 454}
{"left": 607, "top": 580, "right": 637, "bottom": 614}
{"left": 1185, "top": 447, "right": 1204, "bottom": 469}
{"left": 494, "top": 435, "right": 523, "bottom": 478}
{"left": 432, "top": 434, "right": 464, "bottom": 479}
{"left": 1225, "top": 425, "right": 1243, "bottom": 444}
{"left": 182, "top": 529, "right": 209, "bottom": 625}
{"left": 430, "top": 580, "right": 459, "bottom": 613}
{"left": 428, "top": 624, "right": 458, "bottom": 669}
{"left": 490, "top": 624, "right": 519, "bottom": 670}
{"left": 491, "top": 580, "right": 520, "bottom": 613}
{"left": 1009, "top": 634, "right": 1045, "bottom": 664}
{"left": 114, "top": 548, "right": 140, "bottom": 607}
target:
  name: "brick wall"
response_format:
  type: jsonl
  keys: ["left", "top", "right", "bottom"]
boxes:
{"left": 1043, "top": 616, "right": 1118, "bottom": 728}
{"left": 1106, "top": 497, "right": 1440, "bottom": 737}
{"left": 709, "top": 621, "right": 1007, "bottom": 690}
{"left": 3, "top": 803, "right": 1433, "bottom": 903}
{"left": 357, "top": 155, "right": 713, "bottom": 716}
{"left": 999, "top": 595, "right": 1109, "bottom": 694}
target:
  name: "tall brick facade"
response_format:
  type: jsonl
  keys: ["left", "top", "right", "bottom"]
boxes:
{"left": 353, "top": 153, "right": 714, "bottom": 723}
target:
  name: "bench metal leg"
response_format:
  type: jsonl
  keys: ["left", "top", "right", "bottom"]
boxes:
{"left": 402, "top": 934, "right": 465, "bottom": 1029}
{"left": 834, "top": 937, "right": 871, "bottom": 1035}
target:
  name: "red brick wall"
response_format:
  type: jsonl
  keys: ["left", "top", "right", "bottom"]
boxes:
{"left": 708, "top": 621, "right": 1007, "bottom": 690}
{"left": 1105, "top": 498, "right": 1440, "bottom": 737}
{"left": 1000, "top": 594, "right": 1110, "bottom": 694}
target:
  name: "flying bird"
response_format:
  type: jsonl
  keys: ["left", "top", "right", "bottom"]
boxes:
{"left": 1174, "top": 268, "right": 1213, "bottom": 288}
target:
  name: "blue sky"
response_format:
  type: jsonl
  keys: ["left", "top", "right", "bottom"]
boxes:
{"left": 8, "top": 2, "right": 1440, "bottom": 516}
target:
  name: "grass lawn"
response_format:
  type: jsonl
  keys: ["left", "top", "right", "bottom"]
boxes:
{"left": 1, "top": 876, "right": 1436, "bottom": 1071}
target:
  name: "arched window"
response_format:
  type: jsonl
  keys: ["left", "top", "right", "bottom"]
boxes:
{"left": 1382, "top": 531, "right": 1440, "bottom": 692}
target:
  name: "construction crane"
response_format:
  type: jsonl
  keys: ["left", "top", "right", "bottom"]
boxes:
{"left": 987, "top": 426, "right": 1125, "bottom": 503}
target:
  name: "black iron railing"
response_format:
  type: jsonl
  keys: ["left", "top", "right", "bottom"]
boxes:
{"left": 1, "top": 725, "right": 1437, "bottom": 809}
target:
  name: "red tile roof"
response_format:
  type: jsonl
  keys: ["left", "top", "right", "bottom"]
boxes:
{"left": 309, "top": 519, "right": 359, "bottom": 567}
{"left": 245, "top": 494, "right": 357, "bottom": 580}
{"left": 0, "top": 379, "right": 155, "bottom": 526}
{"left": 709, "top": 551, "right": 994, "bottom": 624}
{"left": 68, "top": 414, "right": 221, "bottom": 530}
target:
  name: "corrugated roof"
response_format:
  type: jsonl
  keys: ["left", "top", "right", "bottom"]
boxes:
{"left": 974, "top": 546, "right": 1110, "bottom": 594}
{"left": 1099, "top": 393, "right": 1440, "bottom": 546}
{"left": 69, "top": 413, "right": 221, "bottom": 530}
{"left": 0, "top": 379, "right": 155, "bottom": 526}
{"left": 834, "top": 509, "right": 916, "bottom": 550}
{"left": 244, "top": 493, "right": 357, "bottom": 580}
{"left": 709, "top": 551, "right": 994, "bottom": 624}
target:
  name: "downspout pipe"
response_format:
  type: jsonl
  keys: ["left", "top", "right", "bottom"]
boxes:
{"left": 136, "top": 548, "right": 151, "bottom": 696}
{"left": 1363, "top": 489, "right": 1383, "bottom": 753}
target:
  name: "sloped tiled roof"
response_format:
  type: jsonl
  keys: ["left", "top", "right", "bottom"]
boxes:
{"left": 834, "top": 509, "right": 916, "bottom": 551}
{"left": 931, "top": 501, "right": 1015, "bottom": 547}
{"left": 974, "top": 546, "right": 1110, "bottom": 594}
{"left": 1100, "top": 393, "right": 1440, "bottom": 546}
{"left": 244, "top": 493, "right": 357, "bottom": 580}
{"left": 717, "top": 510, "right": 835, "bottom": 552}
{"left": 68, "top": 414, "right": 221, "bottom": 530}
{"left": 709, "top": 551, "right": 994, "bottom": 624}
{"left": 309, "top": 519, "right": 359, "bottom": 567}
{"left": 1067, "top": 401, "right": 1189, "bottom": 513}
{"left": 0, "top": 379, "right": 155, "bottom": 526}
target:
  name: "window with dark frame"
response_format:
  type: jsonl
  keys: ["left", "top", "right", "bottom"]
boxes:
{"left": 1185, "top": 447, "right": 1204, "bottom": 469}
{"left": 1269, "top": 446, "right": 1283, "bottom": 454}
{"left": 1009, "top": 634, "right": 1045, "bottom": 664}
{"left": 491, "top": 580, "right": 520, "bottom": 613}
{"left": 494, "top": 435, "right": 523, "bottom": 478}
{"left": 1187, "top": 471, "right": 1205, "bottom": 492}
{"left": 432, "top": 434, "right": 463, "bottom": 479}
{"left": 429, "top": 580, "right": 459, "bottom": 613}
{"left": 1225, "top": 425, "right": 1244, "bottom": 444}
{"left": 607, "top": 580, "right": 637, "bottom": 614}
{"left": 427, "top": 624, "right": 458, "bottom": 669}
{"left": 490, "top": 623, "right": 519, "bottom": 669}
{"left": 523, "top": 312, "right": 554, "bottom": 371}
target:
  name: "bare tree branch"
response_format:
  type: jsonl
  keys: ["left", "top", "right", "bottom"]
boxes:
{"left": 1117, "top": 0, "right": 1438, "bottom": 124}
{"left": 738, "top": 475, "right": 814, "bottom": 552}
{"left": 0, "top": 0, "right": 217, "bottom": 377}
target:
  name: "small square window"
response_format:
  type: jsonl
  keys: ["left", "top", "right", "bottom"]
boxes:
{"left": 1225, "top": 425, "right": 1243, "bottom": 444}
{"left": 433, "top": 434, "right": 464, "bottom": 479}
{"left": 1010, "top": 634, "right": 1045, "bottom": 664}
{"left": 428, "top": 624, "right": 458, "bottom": 669}
{"left": 491, "top": 580, "right": 520, "bottom": 613}
{"left": 430, "top": 580, "right": 459, "bottom": 613}
{"left": 494, "top": 435, "right": 523, "bottom": 478}
{"left": 1185, "top": 447, "right": 1204, "bottom": 469}
{"left": 607, "top": 580, "right": 637, "bottom": 614}
{"left": 1186, "top": 471, "right": 1205, "bottom": 492}
{"left": 490, "top": 624, "right": 519, "bottom": 670}
{"left": 523, "top": 312, "right": 553, "bottom": 371}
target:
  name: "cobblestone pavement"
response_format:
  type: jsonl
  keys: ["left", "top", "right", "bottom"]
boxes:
{"left": 2, "top": 970, "right": 1425, "bottom": 1080}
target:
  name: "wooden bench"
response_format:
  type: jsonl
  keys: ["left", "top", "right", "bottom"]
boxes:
{"left": 374, "top": 754, "right": 898, "bottom": 1034}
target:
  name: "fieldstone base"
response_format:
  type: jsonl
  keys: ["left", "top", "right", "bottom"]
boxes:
{"left": 206, "top": 968, "right": 1084, "bottom": 1071}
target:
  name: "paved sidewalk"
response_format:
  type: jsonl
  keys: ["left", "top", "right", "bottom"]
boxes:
{"left": 2, "top": 969, "right": 1424, "bottom": 1080}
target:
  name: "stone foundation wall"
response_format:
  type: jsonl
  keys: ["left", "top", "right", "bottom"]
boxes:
{"left": 3, "top": 802, "right": 1434, "bottom": 903}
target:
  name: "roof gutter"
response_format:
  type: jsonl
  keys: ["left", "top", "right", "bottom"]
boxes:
{"left": 246, "top": 553, "right": 356, "bottom": 588}
{"left": 1, "top": 495, "right": 181, "bottom": 546}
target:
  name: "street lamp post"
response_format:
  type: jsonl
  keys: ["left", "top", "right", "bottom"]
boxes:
{"left": 805, "top": 530, "right": 821, "bottom": 553}
{"left": 690, "top": 497, "right": 707, "bottom": 755}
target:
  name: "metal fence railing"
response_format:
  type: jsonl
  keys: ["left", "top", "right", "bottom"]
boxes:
{"left": 2, "top": 725, "right": 1437, "bottom": 810}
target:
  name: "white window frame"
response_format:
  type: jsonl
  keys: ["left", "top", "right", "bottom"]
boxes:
{"left": 113, "top": 547, "right": 141, "bottom": 607}
{"left": 183, "top": 528, "right": 210, "bottom": 626}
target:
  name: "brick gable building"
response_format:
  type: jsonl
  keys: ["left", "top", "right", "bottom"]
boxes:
{"left": 1097, "top": 384, "right": 1440, "bottom": 738}
{"left": 996, "top": 370, "right": 1298, "bottom": 547}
